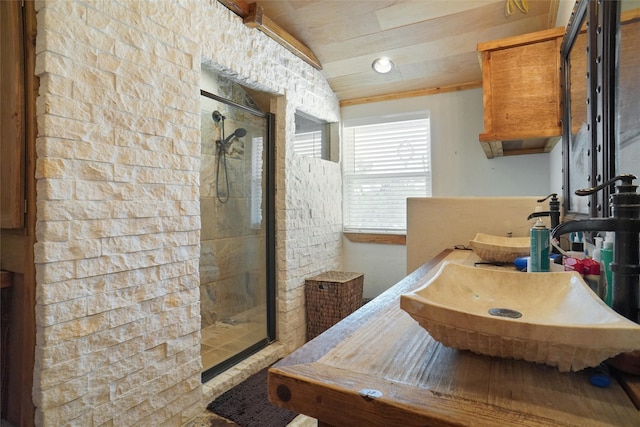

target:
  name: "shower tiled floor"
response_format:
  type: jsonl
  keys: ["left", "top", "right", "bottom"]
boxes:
{"left": 194, "top": 309, "right": 317, "bottom": 427}
{"left": 200, "top": 305, "right": 268, "bottom": 371}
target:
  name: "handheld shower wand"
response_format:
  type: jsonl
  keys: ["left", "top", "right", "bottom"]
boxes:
{"left": 221, "top": 128, "right": 247, "bottom": 147}
{"left": 211, "top": 110, "right": 247, "bottom": 203}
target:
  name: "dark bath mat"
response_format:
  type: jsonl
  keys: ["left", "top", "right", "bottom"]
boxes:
{"left": 207, "top": 367, "right": 298, "bottom": 427}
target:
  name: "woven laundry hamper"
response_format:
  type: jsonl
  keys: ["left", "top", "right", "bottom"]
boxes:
{"left": 305, "top": 271, "right": 364, "bottom": 341}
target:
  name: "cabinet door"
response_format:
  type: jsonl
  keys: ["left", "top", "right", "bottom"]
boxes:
{"left": 1, "top": 0, "right": 25, "bottom": 229}
{"left": 481, "top": 38, "right": 562, "bottom": 140}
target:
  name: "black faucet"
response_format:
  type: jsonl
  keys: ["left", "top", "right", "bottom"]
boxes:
{"left": 528, "top": 193, "right": 561, "bottom": 254}
{"left": 551, "top": 174, "right": 640, "bottom": 323}
{"left": 527, "top": 193, "right": 561, "bottom": 230}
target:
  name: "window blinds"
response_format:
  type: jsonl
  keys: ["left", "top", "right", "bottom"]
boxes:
{"left": 294, "top": 130, "right": 323, "bottom": 158}
{"left": 343, "top": 117, "right": 431, "bottom": 232}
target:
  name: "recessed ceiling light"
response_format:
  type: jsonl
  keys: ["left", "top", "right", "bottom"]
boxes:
{"left": 372, "top": 57, "right": 393, "bottom": 74}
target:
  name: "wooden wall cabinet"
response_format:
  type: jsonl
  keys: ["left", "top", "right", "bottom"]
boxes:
{"left": 478, "top": 27, "right": 565, "bottom": 158}
{"left": 0, "top": 1, "right": 37, "bottom": 425}
{"left": 1, "top": 0, "right": 26, "bottom": 228}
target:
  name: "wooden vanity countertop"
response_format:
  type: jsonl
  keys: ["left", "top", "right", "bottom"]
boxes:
{"left": 268, "top": 249, "right": 640, "bottom": 426}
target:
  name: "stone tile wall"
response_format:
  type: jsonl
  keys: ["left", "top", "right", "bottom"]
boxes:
{"left": 33, "top": 0, "right": 341, "bottom": 425}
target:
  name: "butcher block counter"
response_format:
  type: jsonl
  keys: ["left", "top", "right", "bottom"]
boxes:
{"left": 268, "top": 249, "right": 640, "bottom": 426}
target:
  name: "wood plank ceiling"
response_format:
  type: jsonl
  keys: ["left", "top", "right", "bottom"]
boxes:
{"left": 237, "top": 1, "right": 560, "bottom": 104}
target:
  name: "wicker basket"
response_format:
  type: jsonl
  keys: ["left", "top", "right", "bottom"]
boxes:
{"left": 305, "top": 271, "right": 364, "bottom": 341}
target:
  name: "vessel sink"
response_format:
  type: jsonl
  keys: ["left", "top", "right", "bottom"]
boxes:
{"left": 469, "top": 233, "right": 529, "bottom": 263}
{"left": 400, "top": 262, "right": 640, "bottom": 371}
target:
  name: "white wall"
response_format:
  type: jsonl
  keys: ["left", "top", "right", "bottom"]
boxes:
{"left": 341, "top": 88, "right": 553, "bottom": 297}
{"left": 342, "top": 238, "right": 406, "bottom": 299}
{"left": 342, "top": 89, "right": 551, "bottom": 197}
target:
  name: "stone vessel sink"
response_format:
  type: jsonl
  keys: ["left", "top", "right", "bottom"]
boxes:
{"left": 400, "top": 262, "right": 640, "bottom": 372}
{"left": 469, "top": 233, "right": 530, "bottom": 263}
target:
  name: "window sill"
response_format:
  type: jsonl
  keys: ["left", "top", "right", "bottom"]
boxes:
{"left": 343, "top": 232, "right": 406, "bottom": 245}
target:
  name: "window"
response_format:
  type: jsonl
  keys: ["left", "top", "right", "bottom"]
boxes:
{"left": 294, "top": 110, "right": 337, "bottom": 161}
{"left": 294, "top": 129, "right": 323, "bottom": 158}
{"left": 250, "top": 136, "right": 263, "bottom": 229}
{"left": 343, "top": 113, "right": 431, "bottom": 233}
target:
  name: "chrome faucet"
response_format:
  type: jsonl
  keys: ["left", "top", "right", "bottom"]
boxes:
{"left": 551, "top": 174, "right": 640, "bottom": 323}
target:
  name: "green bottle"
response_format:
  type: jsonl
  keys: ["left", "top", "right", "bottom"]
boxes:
{"left": 600, "top": 233, "right": 614, "bottom": 307}
{"left": 530, "top": 218, "right": 550, "bottom": 272}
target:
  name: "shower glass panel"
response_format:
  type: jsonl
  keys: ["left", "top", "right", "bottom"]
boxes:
{"left": 199, "top": 89, "right": 274, "bottom": 381}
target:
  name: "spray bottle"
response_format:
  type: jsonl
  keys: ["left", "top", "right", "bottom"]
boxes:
{"left": 530, "top": 218, "right": 550, "bottom": 272}
{"left": 591, "top": 236, "right": 605, "bottom": 300}
{"left": 592, "top": 236, "right": 603, "bottom": 263}
{"left": 601, "top": 232, "right": 615, "bottom": 307}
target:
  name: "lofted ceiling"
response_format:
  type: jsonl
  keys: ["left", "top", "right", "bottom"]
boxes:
{"left": 238, "top": 0, "right": 560, "bottom": 105}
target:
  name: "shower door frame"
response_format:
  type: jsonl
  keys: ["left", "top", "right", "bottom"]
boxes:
{"left": 200, "top": 89, "right": 276, "bottom": 382}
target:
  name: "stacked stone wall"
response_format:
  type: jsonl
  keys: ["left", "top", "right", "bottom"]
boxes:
{"left": 33, "top": 0, "right": 340, "bottom": 425}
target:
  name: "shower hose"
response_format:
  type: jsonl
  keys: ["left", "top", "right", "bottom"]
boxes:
{"left": 216, "top": 142, "right": 230, "bottom": 203}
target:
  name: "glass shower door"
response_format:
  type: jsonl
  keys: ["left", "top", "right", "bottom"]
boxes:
{"left": 199, "top": 90, "right": 274, "bottom": 381}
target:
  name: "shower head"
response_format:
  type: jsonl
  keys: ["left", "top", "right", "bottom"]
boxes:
{"left": 233, "top": 128, "right": 247, "bottom": 138}
{"left": 212, "top": 110, "right": 225, "bottom": 123}
{"left": 222, "top": 128, "right": 247, "bottom": 145}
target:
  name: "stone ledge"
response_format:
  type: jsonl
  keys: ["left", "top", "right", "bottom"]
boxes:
{"left": 200, "top": 342, "right": 286, "bottom": 405}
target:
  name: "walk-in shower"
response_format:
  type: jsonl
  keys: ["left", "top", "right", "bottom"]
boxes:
{"left": 199, "top": 88, "right": 275, "bottom": 381}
